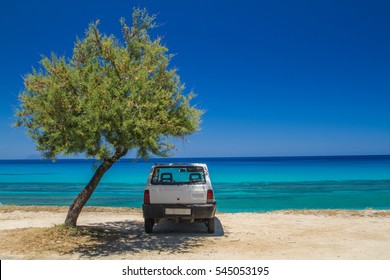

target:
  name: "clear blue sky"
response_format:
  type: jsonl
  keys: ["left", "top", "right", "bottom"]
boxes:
{"left": 1, "top": 0, "right": 389, "bottom": 159}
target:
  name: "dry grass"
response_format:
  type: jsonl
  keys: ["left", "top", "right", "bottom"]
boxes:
{"left": 0, "top": 220, "right": 206, "bottom": 259}
{"left": 0, "top": 206, "right": 139, "bottom": 258}
{"left": 0, "top": 225, "right": 101, "bottom": 256}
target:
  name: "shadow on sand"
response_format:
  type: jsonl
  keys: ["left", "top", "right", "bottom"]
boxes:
{"left": 76, "top": 218, "right": 224, "bottom": 258}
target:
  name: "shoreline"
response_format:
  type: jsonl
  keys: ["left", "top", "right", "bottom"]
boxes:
{"left": 2, "top": 204, "right": 390, "bottom": 214}
{"left": 1, "top": 206, "right": 390, "bottom": 260}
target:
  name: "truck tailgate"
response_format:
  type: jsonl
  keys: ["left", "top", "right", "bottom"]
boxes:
{"left": 149, "top": 184, "right": 207, "bottom": 204}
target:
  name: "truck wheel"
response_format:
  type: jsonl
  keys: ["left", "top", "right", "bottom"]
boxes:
{"left": 145, "top": 218, "right": 154, "bottom": 233}
{"left": 207, "top": 218, "right": 215, "bottom": 233}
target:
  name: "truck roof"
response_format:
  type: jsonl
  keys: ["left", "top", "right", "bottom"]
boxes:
{"left": 152, "top": 163, "right": 207, "bottom": 167}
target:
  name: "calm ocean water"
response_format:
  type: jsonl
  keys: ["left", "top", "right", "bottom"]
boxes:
{"left": 0, "top": 156, "right": 390, "bottom": 212}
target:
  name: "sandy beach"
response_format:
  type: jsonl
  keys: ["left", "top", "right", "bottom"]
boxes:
{"left": 0, "top": 206, "right": 389, "bottom": 260}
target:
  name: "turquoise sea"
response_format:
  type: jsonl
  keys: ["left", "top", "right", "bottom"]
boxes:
{"left": 0, "top": 156, "right": 390, "bottom": 212}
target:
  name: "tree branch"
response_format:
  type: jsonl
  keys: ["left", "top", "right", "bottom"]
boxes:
{"left": 92, "top": 27, "right": 122, "bottom": 80}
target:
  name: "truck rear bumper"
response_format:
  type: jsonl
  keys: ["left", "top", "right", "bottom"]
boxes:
{"left": 143, "top": 203, "right": 216, "bottom": 220}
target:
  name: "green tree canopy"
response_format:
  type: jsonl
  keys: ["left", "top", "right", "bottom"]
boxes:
{"left": 15, "top": 8, "right": 202, "bottom": 227}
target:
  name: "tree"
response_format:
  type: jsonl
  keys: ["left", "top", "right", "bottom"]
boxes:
{"left": 14, "top": 8, "right": 202, "bottom": 227}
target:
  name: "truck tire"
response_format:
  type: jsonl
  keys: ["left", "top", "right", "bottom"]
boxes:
{"left": 145, "top": 218, "right": 154, "bottom": 233}
{"left": 207, "top": 218, "right": 215, "bottom": 233}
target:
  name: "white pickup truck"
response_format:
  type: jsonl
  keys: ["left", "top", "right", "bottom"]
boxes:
{"left": 142, "top": 163, "right": 216, "bottom": 233}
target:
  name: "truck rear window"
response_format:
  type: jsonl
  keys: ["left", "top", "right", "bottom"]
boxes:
{"left": 151, "top": 166, "right": 206, "bottom": 185}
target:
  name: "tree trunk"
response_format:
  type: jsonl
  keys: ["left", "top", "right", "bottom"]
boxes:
{"left": 64, "top": 149, "right": 127, "bottom": 227}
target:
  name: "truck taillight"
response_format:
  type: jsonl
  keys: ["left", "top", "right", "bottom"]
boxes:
{"left": 207, "top": 189, "right": 214, "bottom": 203}
{"left": 144, "top": 190, "right": 150, "bottom": 204}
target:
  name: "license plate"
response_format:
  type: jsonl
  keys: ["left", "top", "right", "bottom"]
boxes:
{"left": 165, "top": 208, "right": 191, "bottom": 215}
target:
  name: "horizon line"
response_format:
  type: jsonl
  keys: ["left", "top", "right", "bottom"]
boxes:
{"left": 1, "top": 154, "right": 390, "bottom": 161}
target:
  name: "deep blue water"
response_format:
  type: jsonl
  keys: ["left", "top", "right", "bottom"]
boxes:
{"left": 1, "top": 156, "right": 390, "bottom": 212}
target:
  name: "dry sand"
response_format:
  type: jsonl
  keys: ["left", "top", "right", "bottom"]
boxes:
{"left": 0, "top": 206, "right": 389, "bottom": 260}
